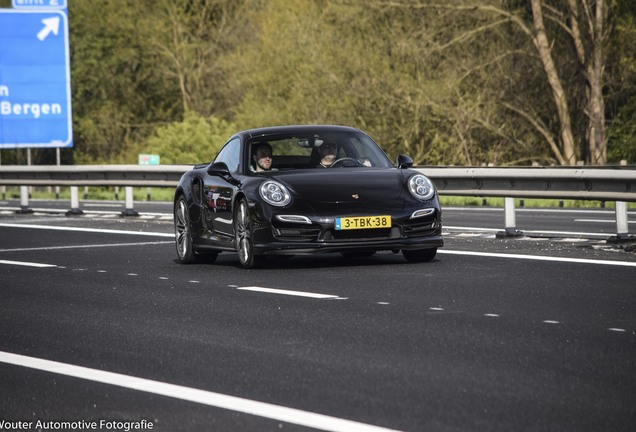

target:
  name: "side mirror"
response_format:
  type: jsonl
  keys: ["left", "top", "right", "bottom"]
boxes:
{"left": 396, "top": 154, "right": 414, "bottom": 169}
{"left": 207, "top": 162, "right": 230, "bottom": 176}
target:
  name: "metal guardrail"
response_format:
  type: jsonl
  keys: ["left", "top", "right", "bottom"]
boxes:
{"left": 0, "top": 164, "right": 634, "bottom": 239}
{"left": 416, "top": 167, "right": 635, "bottom": 240}
{"left": 0, "top": 165, "right": 192, "bottom": 216}
{"left": 417, "top": 167, "right": 636, "bottom": 202}
{"left": 0, "top": 164, "right": 193, "bottom": 187}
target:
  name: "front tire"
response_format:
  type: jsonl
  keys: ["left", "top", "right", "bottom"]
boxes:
{"left": 234, "top": 198, "right": 263, "bottom": 268}
{"left": 403, "top": 248, "right": 437, "bottom": 263}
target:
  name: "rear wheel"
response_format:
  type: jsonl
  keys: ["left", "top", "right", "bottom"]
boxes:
{"left": 402, "top": 248, "right": 437, "bottom": 263}
{"left": 174, "top": 196, "right": 218, "bottom": 264}
{"left": 234, "top": 198, "right": 263, "bottom": 268}
{"left": 174, "top": 196, "right": 196, "bottom": 264}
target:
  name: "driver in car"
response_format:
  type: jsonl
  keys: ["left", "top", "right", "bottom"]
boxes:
{"left": 316, "top": 141, "right": 372, "bottom": 168}
{"left": 316, "top": 141, "right": 338, "bottom": 168}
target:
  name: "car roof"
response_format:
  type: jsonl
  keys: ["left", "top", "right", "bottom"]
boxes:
{"left": 237, "top": 125, "right": 363, "bottom": 139}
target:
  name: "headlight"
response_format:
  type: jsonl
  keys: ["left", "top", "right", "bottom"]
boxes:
{"left": 259, "top": 180, "right": 292, "bottom": 207}
{"left": 408, "top": 174, "right": 435, "bottom": 201}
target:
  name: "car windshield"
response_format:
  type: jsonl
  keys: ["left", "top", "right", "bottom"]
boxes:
{"left": 246, "top": 130, "right": 393, "bottom": 173}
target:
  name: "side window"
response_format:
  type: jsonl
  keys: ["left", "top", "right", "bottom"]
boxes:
{"left": 214, "top": 138, "right": 241, "bottom": 173}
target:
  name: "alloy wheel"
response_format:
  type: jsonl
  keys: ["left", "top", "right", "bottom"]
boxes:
{"left": 174, "top": 197, "right": 195, "bottom": 263}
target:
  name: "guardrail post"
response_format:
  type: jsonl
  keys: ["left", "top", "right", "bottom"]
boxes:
{"left": 496, "top": 197, "right": 524, "bottom": 238}
{"left": 615, "top": 201, "right": 628, "bottom": 237}
{"left": 16, "top": 186, "right": 33, "bottom": 214}
{"left": 66, "top": 186, "right": 84, "bottom": 216}
{"left": 121, "top": 186, "right": 139, "bottom": 217}
{"left": 607, "top": 201, "right": 632, "bottom": 243}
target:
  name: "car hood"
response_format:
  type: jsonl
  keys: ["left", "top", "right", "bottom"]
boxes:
{"left": 271, "top": 169, "right": 406, "bottom": 205}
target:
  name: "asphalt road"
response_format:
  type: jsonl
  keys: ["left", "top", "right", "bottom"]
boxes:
{"left": 0, "top": 203, "right": 635, "bottom": 432}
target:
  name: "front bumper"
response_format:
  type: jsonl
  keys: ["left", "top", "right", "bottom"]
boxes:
{"left": 254, "top": 235, "right": 444, "bottom": 255}
{"left": 252, "top": 207, "right": 443, "bottom": 256}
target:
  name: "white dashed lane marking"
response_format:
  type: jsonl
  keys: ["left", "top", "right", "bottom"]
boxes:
{"left": 1, "top": 223, "right": 632, "bottom": 336}
{"left": 237, "top": 286, "right": 339, "bottom": 299}
{"left": 21, "top": 267, "right": 636, "bottom": 335}
{"left": 3, "top": 259, "right": 632, "bottom": 336}
{"left": 0, "top": 259, "right": 57, "bottom": 268}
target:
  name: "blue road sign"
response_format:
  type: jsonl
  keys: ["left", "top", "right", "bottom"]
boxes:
{"left": 12, "top": 0, "right": 67, "bottom": 9}
{"left": 0, "top": 9, "right": 72, "bottom": 148}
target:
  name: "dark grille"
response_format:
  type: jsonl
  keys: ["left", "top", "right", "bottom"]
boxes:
{"left": 327, "top": 227, "right": 398, "bottom": 241}
{"left": 272, "top": 226, "right": 321, "bottom": 242}
{"left": 403, "top": 221, "right": 437, "bottom": 237}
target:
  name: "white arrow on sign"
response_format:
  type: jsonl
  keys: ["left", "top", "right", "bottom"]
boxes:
{"left": 37, "top": 16, "right": 60, "bottom": 41}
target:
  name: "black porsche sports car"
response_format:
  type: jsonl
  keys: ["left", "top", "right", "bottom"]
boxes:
{"left": 174, "top": 125, "right": 443, "bottom": 268}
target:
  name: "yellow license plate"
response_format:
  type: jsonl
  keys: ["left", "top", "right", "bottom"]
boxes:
{"left": 335, "top": 215, "right": 391, "bottom": 230}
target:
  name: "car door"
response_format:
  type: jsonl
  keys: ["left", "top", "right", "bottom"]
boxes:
{"left": 203, "top": 137, "right": 241, "bottom": 240}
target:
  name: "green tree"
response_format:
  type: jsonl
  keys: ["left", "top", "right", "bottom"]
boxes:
{"left": 139, "top": 0, "right": 247, "bottom": 117}
{"left": 69, "top": 0, "right": 180, "bottom": 164}
{"left": 225, "top": 0, "right": 564, "bottom": 165}
{"left": 606, "top": 0, "right": 636, "bottom": 163}
{"left": 19, "top": 0, "right": 633, "bottom": 167}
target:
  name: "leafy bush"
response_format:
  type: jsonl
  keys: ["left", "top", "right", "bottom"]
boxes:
{"left": 144, "top": 113, "right": 236, "bottom": 164}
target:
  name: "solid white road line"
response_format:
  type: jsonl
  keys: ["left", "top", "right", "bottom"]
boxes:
{"left": 444, "top": 206, "right": 636, "bottom": 215}
{"left": 0, "top": 241, "right": 172, "bottom": 253}
{"left": 574, "top": 219, "right": 635, "bottom": 224}
{"left": 438, "top": 250, "right": 636, "bottom": 267}
{"left": 0, "top": 206, "right": 171, "bottom": 217}
{"left": 237, "top": 286, "right": 340, "bottom": 299}
{"left": 0, "top": 223, "right": 173, "bottom": 237}
{"left": 0, "top": 351, "right": 401, "bottom": 432}
{"left": 0, "top": 260, "right": 57, "bottom": 268}
{"left": 444, "top": 225, "right": 610, "bottom": 238}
